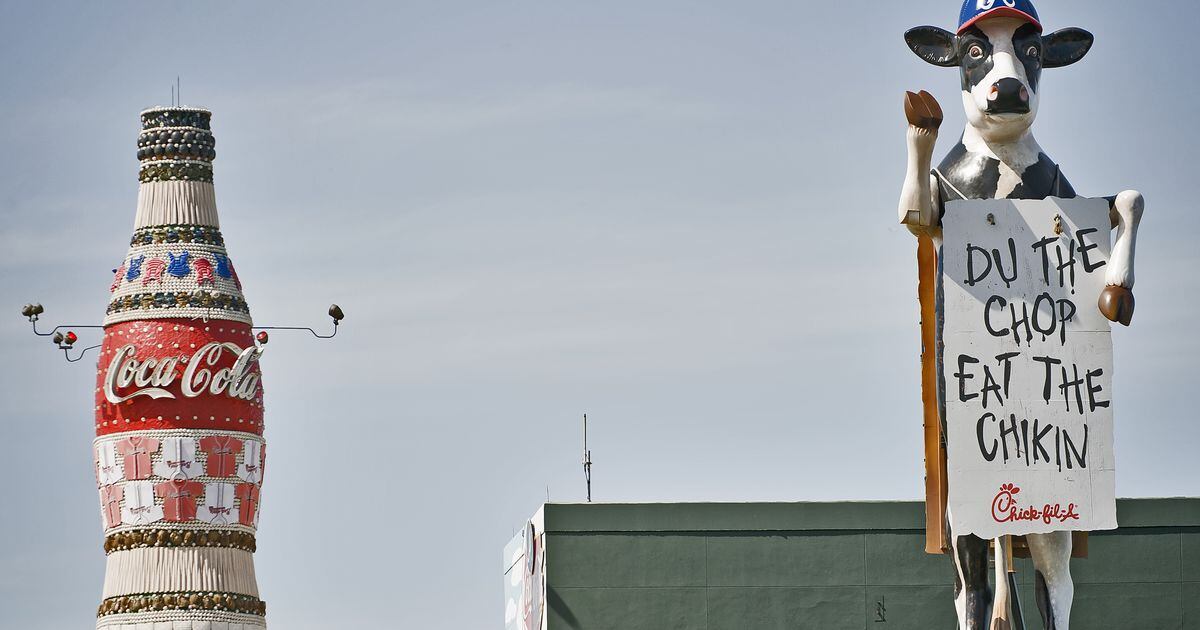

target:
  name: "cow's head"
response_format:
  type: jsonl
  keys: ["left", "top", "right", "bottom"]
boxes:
{"left": 904, "top": 1, "right": 1093, "bottom": 141}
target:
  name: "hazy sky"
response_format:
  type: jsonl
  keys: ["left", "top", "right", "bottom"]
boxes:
{"left": 2, "top": 2, "right": 1197, "bottom": 628}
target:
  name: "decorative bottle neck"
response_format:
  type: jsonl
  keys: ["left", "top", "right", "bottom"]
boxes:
{"left": 134, "top": 107, "right": 220, "bottom": 229}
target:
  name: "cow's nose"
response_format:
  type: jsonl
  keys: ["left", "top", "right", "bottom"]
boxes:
{"left": 986, "top": 78, "right": 1030, "bottom": 114}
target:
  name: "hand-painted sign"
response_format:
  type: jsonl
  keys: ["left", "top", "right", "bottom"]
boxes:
{"left": 942, "top": 198, "right": 1117, "bottom": 539}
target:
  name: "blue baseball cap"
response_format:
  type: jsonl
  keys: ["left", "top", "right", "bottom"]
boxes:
{"left": 958, "top": 0, "right": 1042, "bottom": 34}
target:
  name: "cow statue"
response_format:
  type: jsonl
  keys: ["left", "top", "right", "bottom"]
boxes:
{"left": 898, "top": 1, "right": 1143, "bottom": 628}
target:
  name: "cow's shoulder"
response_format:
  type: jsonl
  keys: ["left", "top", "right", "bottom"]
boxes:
{"left": 937, "top": 141, "right": 1000, "bottom": 200}
{"left": 936, "top": 142, "right": 1076, "bottom": 200}
{"left": 1012, "top": 152, "right": 1077, "bottom": 200}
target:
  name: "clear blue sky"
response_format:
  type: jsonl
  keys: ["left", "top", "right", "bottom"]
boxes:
{"left": 1, "top": 1, "right": 1196, "bottom": 628}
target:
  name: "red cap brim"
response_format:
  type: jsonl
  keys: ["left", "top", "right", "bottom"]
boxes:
{"left": 958, "top": 8, "right": 1043, "bottom": 34}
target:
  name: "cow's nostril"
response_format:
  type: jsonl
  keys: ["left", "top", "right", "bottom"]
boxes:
{"left": 1019, "top": 86, "right": 1029, "bottom": 102}
{"left": 988, "top": 85, "right": 1000, "bottom": 101}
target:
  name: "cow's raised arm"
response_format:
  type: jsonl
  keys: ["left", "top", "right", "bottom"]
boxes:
{"left": 899, "top": 90, "right": 943, "bottom": 235}
{"left": 899, "top": 26, "right": 959, "bottom": 236}
{"left": 1098, "top": 189, "right": 1144, "bottom": 326}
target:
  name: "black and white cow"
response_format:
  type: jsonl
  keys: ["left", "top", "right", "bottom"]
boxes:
{"left": 897, "top": 11, "right": 1144, "bottom": 630}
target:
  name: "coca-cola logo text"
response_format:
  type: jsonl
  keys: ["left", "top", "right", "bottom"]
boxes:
{"left": 104, "top": 342, "right": 261, "bottom": 404}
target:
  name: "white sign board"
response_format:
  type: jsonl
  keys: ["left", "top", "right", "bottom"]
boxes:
{"left": 942, "top": 198, "right": 1117, "bottom": 539}
{"left": 503, "top": 514, "right": 545, "bottom": 630}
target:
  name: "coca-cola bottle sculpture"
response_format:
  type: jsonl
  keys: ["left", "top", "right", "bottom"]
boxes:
{"left": 93, "top": 107, "right": 267, "bottom": 630}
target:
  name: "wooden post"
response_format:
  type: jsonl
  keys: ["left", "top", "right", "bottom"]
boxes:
{"left": 918, "top": 234, "right": 948, "bottom": 554}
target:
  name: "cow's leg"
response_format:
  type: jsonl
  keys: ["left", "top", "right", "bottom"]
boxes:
{"left": 951, "top": 532, "right": 992, "bottom": 629}
{"left": 1027, "top": 531, "right": 1074, "bottom": 630}
{"left": 1098, "top": 190, "right": 1144, "bottom": 326}
{"left": 990, "top": 536, "right": 1013, "bottom": 630}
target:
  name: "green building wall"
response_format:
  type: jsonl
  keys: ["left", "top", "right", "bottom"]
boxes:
{"left": 535, "top": 499, "right": 1200, "bottom": 630}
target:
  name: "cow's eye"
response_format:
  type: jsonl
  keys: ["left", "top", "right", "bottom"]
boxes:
{"left": 968, "top": 44, "right": 985, "bottom": 60}
{"left": 1026, "top": 45, "right": 1040, "bottom": 59}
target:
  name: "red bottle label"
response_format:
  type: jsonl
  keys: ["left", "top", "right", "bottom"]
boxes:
{"left": 95, "top": 319, "right": 265, "bottom": 436}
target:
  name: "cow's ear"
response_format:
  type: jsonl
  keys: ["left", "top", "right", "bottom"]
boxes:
{"left": 905, "top": 26, "right": 959, "bottom": 67}
{"left": 1043, "top": 28, "right": 1094, "bottom": 68}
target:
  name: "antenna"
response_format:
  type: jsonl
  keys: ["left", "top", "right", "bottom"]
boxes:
{"left": 582, "top": 413, "right": 593, "bottom": 502}
{"left": 171, "top": 84, "right": 175, "bottom": 107}
{"left": 177, "top": 76, "right": 181, "bottom": 105}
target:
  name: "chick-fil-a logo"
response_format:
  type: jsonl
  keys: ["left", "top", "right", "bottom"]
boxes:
{"left": 991, "top": 483, "right": 1081, "bottom": 525}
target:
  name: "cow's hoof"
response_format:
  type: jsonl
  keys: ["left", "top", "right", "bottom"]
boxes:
{"left": 905, "top": 90, "right": 943, "bottom": 130}
{"left": 1098, "top": 285, "right": 1135, "bottom": 326}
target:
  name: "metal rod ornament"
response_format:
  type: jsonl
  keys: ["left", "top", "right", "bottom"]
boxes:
{"left": 22, "top": 303, "right": 344, "bottom": 364}
{"left": 22, "top": 302, "right": 103, "bottom": 336}
{"left": 253, "top": 304, "right": 345, "bottom": 339}
{"left": 62, "top": 344, "right": 102, "bottom": 363}
{"left": 47, "top": 328, "right": 100, "bottom": 363}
